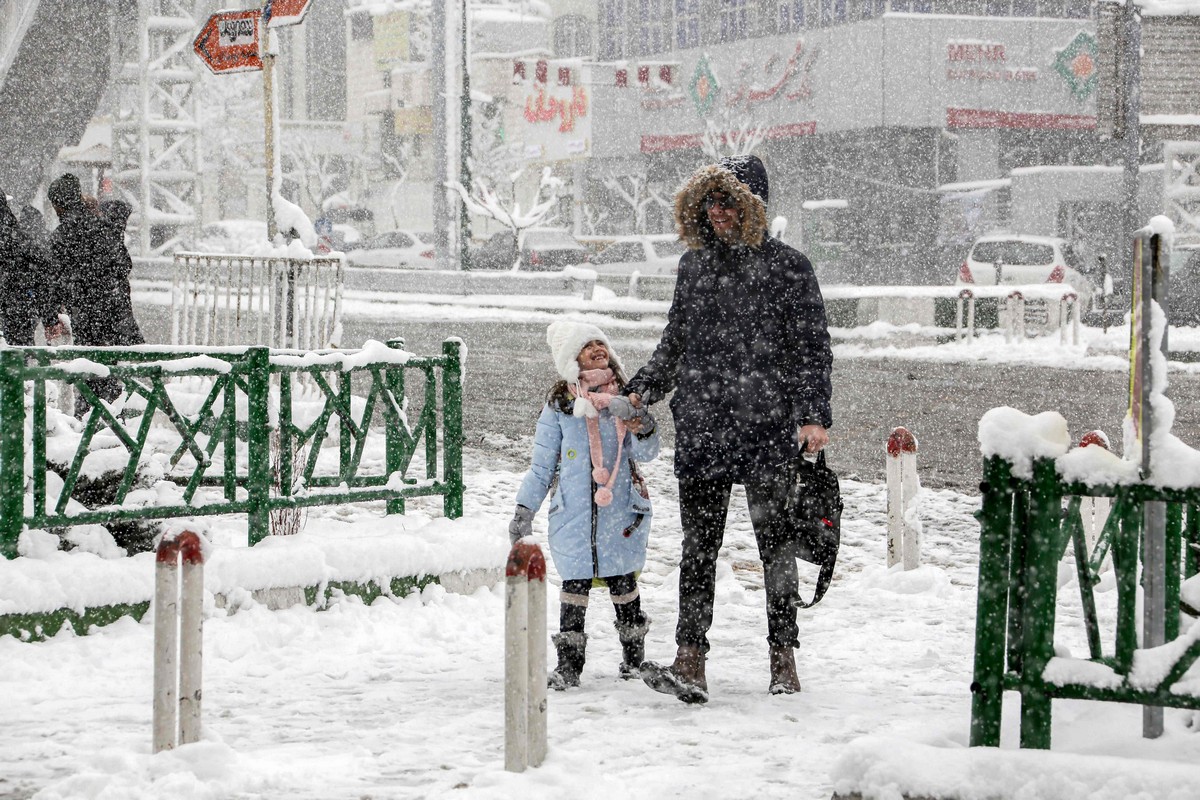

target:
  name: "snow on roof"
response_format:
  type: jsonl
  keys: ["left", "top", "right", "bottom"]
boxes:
{"left": 802, "top": 199, "right": 848, "bottom": 210}
{"left": 343, "top": 0, "right": 550, "bottom": 19}
{"left": 938, "top": 178, "right": 1011, "bottom": 193}
{"left": 1136, "top": 0, "right": 1200, "bottom": 16}
{"left": 1142, "top": 114, "right": 1200, "bottom": 126}
{"left": 58, "top": 116, "right": 112, "bottom": 165}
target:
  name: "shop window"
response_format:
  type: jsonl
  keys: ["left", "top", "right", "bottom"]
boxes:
{"left": 676, "top": 0, "right": 701, "bottom": 48}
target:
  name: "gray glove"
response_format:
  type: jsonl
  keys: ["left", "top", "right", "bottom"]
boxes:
{"left": 608, "top": 395, "right": 646, "bottom": 421}
{"left": 509, "top": 505, "right": 534, "bottom": 543}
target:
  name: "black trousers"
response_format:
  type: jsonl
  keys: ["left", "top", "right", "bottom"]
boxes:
{"left": 559, "top": 572, "right": 645, "bottom": 632}
{"left": 675, "top": 471, "right": 799, "bottom": 653}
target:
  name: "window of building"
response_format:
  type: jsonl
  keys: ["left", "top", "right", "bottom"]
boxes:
{"left": 984, "top": 0, "right": 1008, "bottom": 13}
{"left": 350, "top": 13, "right": 372, "bottom": 40}
{"left": 1064, "top": 0, "right": 1092, "bottom": 17}
{"left": 890, "top": 0, "right": 911, "bottom": 11}
{"left": 554, "top": 15, "right": 594, "bottom": 57}
{"left": 718, "top": 0, "right": 751, "bottom": 42}
{"left": 634, "top": 0, "right": 670, "bottom": 54}
{"left": 676, "top": 0, "right": 701, "bottom": 48}
{"left": 912, "top": 0, "right": 932, "bottom": 10}
{"left": 1011, "top": 0, "right": 1037, "bottom": 14}
{"left": 779, "top": 0, "right": 805, "bottom": 30}
{"left": 599, "top": 0, "right": 627, "bottom": 59}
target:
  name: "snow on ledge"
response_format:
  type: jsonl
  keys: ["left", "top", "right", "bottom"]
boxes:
{"left": 831, "top": 736, "right": 1200, "bottom": 800}
{"left": 978, "top": 407, "right": 1069, "bottom": 479}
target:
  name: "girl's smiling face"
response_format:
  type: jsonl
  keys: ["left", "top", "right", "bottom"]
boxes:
{"left": 577, "top": 339, "right": 610, "bottom": 371}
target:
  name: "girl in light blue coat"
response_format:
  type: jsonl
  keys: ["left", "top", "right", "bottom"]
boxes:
{"left": 510, "top": 320, "right": 660, "bottom": 690}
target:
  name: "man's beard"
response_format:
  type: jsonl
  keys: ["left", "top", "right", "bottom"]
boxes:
{"left": 713, "top": 223, "right": 741, "bottom": 244}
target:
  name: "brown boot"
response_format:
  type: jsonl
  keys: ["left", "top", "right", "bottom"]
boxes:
{"left": 670, "top": 644, "right": 707, "bottom": 692}
{"left": 642, "top": 643, "right": 708, "bottom": 703}
{"left": 768, "top": 646, "right": 801, "bottom": 695}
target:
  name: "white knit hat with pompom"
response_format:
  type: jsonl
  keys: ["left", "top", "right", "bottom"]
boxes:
{"left": 546, "top": 319, "right": 620, "bottom": 384}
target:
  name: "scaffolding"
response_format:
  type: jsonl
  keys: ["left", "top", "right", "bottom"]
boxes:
{"left": 110, "top": 0, "right": 206, "bottom": 257}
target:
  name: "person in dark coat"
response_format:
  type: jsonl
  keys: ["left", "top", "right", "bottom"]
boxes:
{"left": 48, "top": 174, "right": 144, "bottom": 414}
{"left": 0, "top": 192, "right": 60, "bottom": 346}
{"left": 626, "top": 154, "right": 833, "bottom": 703}
{"left": 99, "top": 198, "right": 144, "bottom": 347}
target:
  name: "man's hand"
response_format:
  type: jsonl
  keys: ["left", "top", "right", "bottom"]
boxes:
{"left": 799, "top": 424, "right": 829, "bottom": 454}
{"left": 628, "top": 393, "right": 642, "bottom": 409}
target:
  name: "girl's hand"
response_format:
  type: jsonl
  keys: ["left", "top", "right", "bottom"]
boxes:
{"left": 626, "top": 417, "right": 644, "bottom": 434}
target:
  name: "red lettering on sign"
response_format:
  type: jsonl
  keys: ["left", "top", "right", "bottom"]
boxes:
{"left": 946, "top": 43, "right": 1007, "bottom": 63}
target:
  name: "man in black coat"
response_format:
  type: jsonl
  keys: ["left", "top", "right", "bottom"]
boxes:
{"left": 626, "top": 155, "right": 833, "bottom": 703}
{"left": 47, "top": 174, "right": 144, "bottom": 414}
{"left": 0, "top": 191, "right": 60, "bottom": 346}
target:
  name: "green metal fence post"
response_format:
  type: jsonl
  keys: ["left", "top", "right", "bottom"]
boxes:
{"left": 0, "top": 350, "right": 26, "bottom": 558}
{"left": 1113, "top": 494, "right": 1142, "bottom": 674}
{"left": 1006, "top": 487, "right": 1031, "bottom": 677}
{"left": 970, "top": 455, "right": 1014, "bottom": 747}
{"left": 385, "top": 338, "right": 406, "bottom": 516}
{"left": 1167, "top": 502, "right": 1184, "bottom": 641}
{"left": 246, "top": 348, "right": 272, "bottom": 545}
{"left": 1017, "top": 458, "right": 1062, "bottom": 750}
{"left": 442, "top": 339, "right": 464, "bottom": 519}
{"left": 1186, "top": 504, "right": 1200, "bottom": 578}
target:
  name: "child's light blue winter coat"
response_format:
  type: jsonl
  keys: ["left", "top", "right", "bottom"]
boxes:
{"left": 515, "top": 402, "right": 659, "bottom": 580}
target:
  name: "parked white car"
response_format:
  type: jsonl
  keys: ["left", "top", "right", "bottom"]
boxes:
{"left": 189, "top": 219, "right": 269, "bottom": 254}
{"left": 589, "top": 235, "right": 687, "bottom": 276}
{"left": 346, "top": 230, "right": 435, "bottom": 269}
{"left": 957, "top": 234, "right": 1097, "bottom": 307}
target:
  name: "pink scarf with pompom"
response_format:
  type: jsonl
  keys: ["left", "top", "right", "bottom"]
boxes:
{"left": 572, "top": 367, "right": 626, "bottom": 507}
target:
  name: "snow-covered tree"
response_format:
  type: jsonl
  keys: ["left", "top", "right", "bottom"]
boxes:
{"left": 449, "top": 167, "right": 563, "bottom": 269}
{"left": 598, "top": 170, "right": 672, "bottom": 235}
{"left": 700, "top": 107, "right": 768, "bottom": 160}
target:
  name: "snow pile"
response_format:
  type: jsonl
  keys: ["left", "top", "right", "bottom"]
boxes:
{"left": 831, "top": 736, "right": 1200, "bottom": 800}
{"left": 1, "top": 513, "right": 508, "bottom": 617}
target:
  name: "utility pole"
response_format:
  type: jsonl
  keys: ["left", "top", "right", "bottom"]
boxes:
{"left": 459, "top": 0, "right": 472, "bottom": 270}
{"left": 1119, "top": 0, "right": 1141, "bottom": 296}
{"left": 432, "top": 0, "right": 451, "bottom": 269}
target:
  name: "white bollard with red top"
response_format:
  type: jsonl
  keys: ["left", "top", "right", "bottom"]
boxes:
{"left": 505, "top": 541, "right": 547, "bottom": 772}
{"left": 886, "top": 427, "right": 921, "bottom": 570}
{"left": 1078, "top": 431, "right": 1113, "bottom": 569}
{"left": 153, "top": 530, "right": 204, "bottom": 753}
{"left": 1059, "top": 292, "right": 1082, "bottom": 346}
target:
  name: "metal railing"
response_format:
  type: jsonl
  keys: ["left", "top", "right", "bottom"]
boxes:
{"left": 969, "top": 456, "right": 1200, "bottom": 750}
{"left": 172, "top": 252, "right": 344, "bottom": 349}
{"left": 0, "top": 338, "right": 464, "bottom": 558}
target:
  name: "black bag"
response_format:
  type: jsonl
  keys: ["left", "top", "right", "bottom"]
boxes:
{"left": 785, "top": 450, "right": 843, "bottom": 608}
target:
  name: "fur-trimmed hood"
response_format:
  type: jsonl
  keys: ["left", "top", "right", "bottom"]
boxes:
{"left": 674, "top": 163, "right": 769, "bottom": 250}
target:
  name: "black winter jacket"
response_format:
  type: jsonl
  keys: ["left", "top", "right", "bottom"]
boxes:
{"left": 625, "top": 164, "right": 832, "bottom": 481}
{"left": 0, "top": 198, "right": 58, "bottom": 345}
{"left": 50, "top": 206, "right": 143, "bottom": 347}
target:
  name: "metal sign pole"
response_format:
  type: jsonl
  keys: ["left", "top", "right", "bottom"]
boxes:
{"left": 1142, "top": 233, "right": 1171, "bottom": 740}
{"left": 432, "top": 0, "right": 451, "bottom": 270}
{"left": 262, "top": 3, "right": 278, "bottom": 241}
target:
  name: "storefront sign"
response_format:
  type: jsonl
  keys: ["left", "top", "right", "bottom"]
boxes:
{"left": 945, "top": 39, "right": 1037, "bottom": 82}
{"left": 1053, "top": 31, "right": 1098, "bottom": 100}
{"left": 517, "top": 80, "right": 591, "bottom": 161}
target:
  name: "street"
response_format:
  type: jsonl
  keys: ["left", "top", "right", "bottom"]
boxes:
{"left": 133, "top": 301, "right": 1200, "bottom": 492}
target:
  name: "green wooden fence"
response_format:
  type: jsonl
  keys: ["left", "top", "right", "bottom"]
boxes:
{"left": 0, "top": 338, "right": 464, "bottom": 559}
{"left": 969, "top": 455, "right": 1200, "bottom": 750}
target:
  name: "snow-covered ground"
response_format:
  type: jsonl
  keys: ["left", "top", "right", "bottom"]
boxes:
{"left": 6, "top": 438, "right": 1200, "bottom": 800}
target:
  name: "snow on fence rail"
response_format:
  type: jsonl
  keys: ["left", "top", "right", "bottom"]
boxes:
{"left": 0, "top": 339, "right": 464, "bottom": 558}
{"left": 172, "top": 252, "right": 344, "bottom": 349}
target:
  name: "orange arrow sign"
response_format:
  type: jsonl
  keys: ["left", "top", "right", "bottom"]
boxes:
{"left": 193, "top": 10, "right": 262, "bottom": 74}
